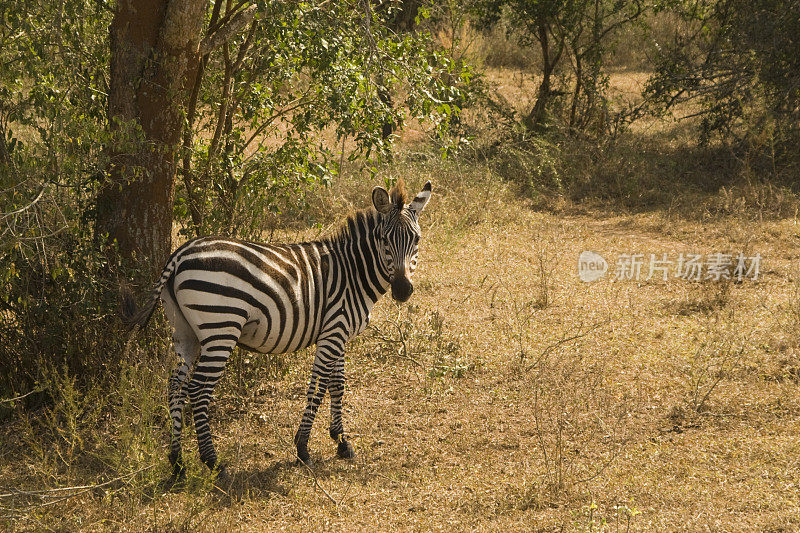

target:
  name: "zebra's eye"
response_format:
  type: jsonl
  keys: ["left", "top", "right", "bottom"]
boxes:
{"left": 413, "top": 234, "right": 420, "bottom": 245}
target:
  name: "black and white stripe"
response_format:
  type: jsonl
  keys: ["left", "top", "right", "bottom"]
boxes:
{"left": 125, "top": 180, "right": 432, "bottom": 478}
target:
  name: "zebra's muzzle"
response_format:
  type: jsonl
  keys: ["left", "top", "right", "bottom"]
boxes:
{"left": 391, "top": 277, "right": 414, "bottom": 302}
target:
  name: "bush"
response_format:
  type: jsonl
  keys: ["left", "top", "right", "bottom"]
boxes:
{"left": 0, "top": 219, "right": 135, "bottom": 407}
{"left": 646, "top": 0, "right": 800, "bottom": 145}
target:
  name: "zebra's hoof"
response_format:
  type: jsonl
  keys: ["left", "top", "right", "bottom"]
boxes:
{"left": 214, "top": 464, "right": 230, "bottom": 481}
{"left": 212, "top": 465, "right": 232, "bottom": 492}
{"left": 162, "top": 469, "right": 186, "bottom": 492}
{"left": 295, "top": 456, "right": 314, "bottom": 469}
{"left": 337, "top": 439, "right": 355, "bottom": 459}
{"left": 295, "top": 439, "right": 312, "bottom": 467}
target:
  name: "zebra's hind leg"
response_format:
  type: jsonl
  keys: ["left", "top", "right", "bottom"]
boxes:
{"left": 167, "top": 357, "right": 194, "bottom": 484}
{"left": 163, "top": 295, "right": 200, "bottom": 486}
{"left": 328, "top": 356, "right": 355, "bottom": 459}
{"left": 187, "top": 339, "right": 236, "bottom": 480}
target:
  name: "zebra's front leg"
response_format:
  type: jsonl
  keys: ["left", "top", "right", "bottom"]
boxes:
{"left": 294, "top": 371, "right": 330, "bottom": 466}
{"left": 295, "top": 341, "right": 342, "bottom": 465}
{"left": 328, "top": 356, "right": 355, "bottom": 459}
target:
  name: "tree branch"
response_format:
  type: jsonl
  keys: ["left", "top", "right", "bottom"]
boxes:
{"left": 0, "top": 185, "right": 46, "bottom": 219}
{"left": 199, "top": 4, "right": 258, "bottom": 56}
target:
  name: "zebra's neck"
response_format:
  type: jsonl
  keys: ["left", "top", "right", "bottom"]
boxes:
{"left": 324, "top": 208, "right": 392, "bottom": 306}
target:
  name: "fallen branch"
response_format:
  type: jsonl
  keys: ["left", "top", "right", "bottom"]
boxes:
{"left": 298, "top": 457, "right": 338, "bottom": 505}
{"left": 0, "top": 464, "right": 156, "bottom": 506}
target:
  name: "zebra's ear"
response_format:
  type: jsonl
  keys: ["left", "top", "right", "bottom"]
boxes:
{"left": 409, "top": 181, "right": 432, "bottom": 219}
{"left": 372, "top": 186, "right": 393, "bottom": 215}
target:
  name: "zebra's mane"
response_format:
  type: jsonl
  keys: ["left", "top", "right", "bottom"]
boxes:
{"left": 325, "top": 180, "right": 408, "bottom": 245}
{"left": 324, "top": 207, "right": 377, "bottom": 246}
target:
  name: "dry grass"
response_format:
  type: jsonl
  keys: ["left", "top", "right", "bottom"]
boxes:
{"left": 4, "top": 159, "right": 800, "bottom": 531}
{"left": 3, "top": 70, "right": 800, "bottom": 532}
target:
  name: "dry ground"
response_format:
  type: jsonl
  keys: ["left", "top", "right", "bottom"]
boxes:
{"left": 3, "top": 67, "right": 800, "bottom": 531}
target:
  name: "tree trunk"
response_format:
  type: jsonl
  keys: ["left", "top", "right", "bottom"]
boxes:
{"left": 569, "top": 51, "right": 583, "bottom": 129}
{"left": 97, "top": 0, "right": 207, "bottom": 272}
{"left": 181, "top": 57, "right": 209, "bottom": 235}
{"left": 524, "top": 22, "right": 561, "bottom": 132}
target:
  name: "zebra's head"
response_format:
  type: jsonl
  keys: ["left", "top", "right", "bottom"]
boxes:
{"left": 372, "top": 180, "right": 432, "bottom": 302}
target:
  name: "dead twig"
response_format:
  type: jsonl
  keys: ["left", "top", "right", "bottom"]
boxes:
{"left": 0, "top": 388, "right": 44, "bottom": 405}
{"left": 298, "top": 458, "right": 338, "bottom": 505}
{"left": 529, "top": 319, "right": 610, "bottom": 371}
{"left": 271, "top": 413, "right": 339, "bottom": 506}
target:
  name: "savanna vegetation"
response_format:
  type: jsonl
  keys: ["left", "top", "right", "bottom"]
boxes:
{"left": 2, "top": 0, "right": 800, "bottom": 530}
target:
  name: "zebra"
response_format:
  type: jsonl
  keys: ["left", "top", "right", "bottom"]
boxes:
{"left": 123, "top": 179, "right": 432, "bottom": 482}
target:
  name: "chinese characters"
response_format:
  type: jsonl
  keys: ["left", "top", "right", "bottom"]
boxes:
{"left": 579, "top": 251, "right": 761, "bottom": 282}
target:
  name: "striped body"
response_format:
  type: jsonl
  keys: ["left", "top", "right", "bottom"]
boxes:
{"left": 125, "top": 180, "right": 432, "bottom": 478}
{"left": 170, "top": 236, "right": 356, "bottom": 356}
{"left": 173, "top": 239, "right": 328, "bottom": 355}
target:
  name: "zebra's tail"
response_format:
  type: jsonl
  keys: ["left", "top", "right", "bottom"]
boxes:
{"left": 121, "top": 250, "right": 181, "bottom": 331}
